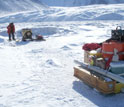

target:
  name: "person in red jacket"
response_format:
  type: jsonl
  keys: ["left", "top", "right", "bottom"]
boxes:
{"left": 7, "top": 22, "right": 15, "bottom": 41}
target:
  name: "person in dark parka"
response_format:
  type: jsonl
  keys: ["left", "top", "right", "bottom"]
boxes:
{"left": 7, "top": 23, "right": 15, "bottom": 41}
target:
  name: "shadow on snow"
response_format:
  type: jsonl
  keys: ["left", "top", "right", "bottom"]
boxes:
{"left": 73, "top": 81, "right": 124, "bottom": 107}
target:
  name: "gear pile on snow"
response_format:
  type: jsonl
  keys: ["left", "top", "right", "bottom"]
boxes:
{"left": 74, "top": 26, "right": 124, "bottom": 94}
{"left": 22, "top": 28, "right": 45, "bottom": 41}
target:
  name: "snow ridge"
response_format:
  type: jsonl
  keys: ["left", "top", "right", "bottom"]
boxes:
{"left": 0, "top": 4, "right": 124, "bottom": 23}
{"left": 40, "top": 0, "right": 124, "bottom": 6}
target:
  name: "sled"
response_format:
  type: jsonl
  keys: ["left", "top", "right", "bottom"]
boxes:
{"left": 74, "top": 66, "right": 116, "bottom": 94}
{"left": 74, "top": 60, "right": 124, "bottom": 84}
{"left": 74, "top": 58, "right": 124, "bottom": 94}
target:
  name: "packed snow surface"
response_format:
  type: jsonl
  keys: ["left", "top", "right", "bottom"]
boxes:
{"left": 0, "top": 21, "right": 124, "bottom": 107}
{"left": 0, "top": 2, "right": 124, "bottom": 107}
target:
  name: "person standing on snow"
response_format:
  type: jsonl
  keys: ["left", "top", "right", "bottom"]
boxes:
{"left": 7, "top": 22, "right": 15, "bottom": 41}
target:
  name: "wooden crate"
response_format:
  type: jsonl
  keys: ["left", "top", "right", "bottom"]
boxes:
{"left": 74, "top": 66, "right": 116, "bottom": 94}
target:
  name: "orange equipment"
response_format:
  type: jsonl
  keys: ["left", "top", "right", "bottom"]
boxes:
{"left": 102, "top": 41, "right": 124, "bottom": 60}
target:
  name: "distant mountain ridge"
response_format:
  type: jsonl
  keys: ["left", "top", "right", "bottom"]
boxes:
{"left": 0, "top": 0, "right": 45, "bottom": 14}
{"left": 40, "top": 0, "right": 124, "bottom": 6}
{"left": 0, "top": 0, "right": 123, "bottom": 14}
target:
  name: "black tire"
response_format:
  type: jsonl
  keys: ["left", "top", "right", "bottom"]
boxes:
{"left": 24, "top": 31, "right": 32, "bottom": 39}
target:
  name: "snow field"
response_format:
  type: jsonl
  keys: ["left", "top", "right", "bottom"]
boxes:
{"left": 0, "top": 21, "right": 124, "bottom": 107}
{"left": 0, "top": 1, "right": 124, "bottom": 107}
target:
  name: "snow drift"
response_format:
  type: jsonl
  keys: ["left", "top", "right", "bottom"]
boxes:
{"left": 0, "top": 4, "right": 124, "bottom": 23}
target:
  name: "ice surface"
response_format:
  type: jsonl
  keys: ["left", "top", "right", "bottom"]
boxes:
{"left": 0, "top": 1, "right": 124, "bottom": 107}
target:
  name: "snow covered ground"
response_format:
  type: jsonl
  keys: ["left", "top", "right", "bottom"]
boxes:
{"left": 0, "top": 2, "right": 124, "bottom": 107}
{"left": 0, "top": 21, "right": 124, "bottom": 107}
